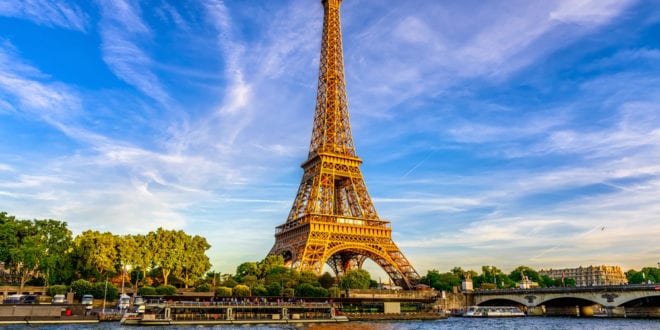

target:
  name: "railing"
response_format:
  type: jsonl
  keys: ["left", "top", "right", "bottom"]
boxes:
{"left": 472, "top": 284, "right": 660, "bottom": 295}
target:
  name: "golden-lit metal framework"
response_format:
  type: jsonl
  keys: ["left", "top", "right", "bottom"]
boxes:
{"left": 269, "top": 0, "right": 420, "bottom": 289}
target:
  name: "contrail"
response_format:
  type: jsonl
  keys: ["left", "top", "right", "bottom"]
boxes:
{"left": 401, "top": 150, "right": 435, "bottom": 180}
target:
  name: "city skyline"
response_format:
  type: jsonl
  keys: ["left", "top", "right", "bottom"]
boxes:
{"left": 1, "top": 0, "right": 659, "bottom": 277}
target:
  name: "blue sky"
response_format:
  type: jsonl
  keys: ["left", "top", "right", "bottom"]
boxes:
{"left": 1, "top": 0, "right": 659, "bottom": 278}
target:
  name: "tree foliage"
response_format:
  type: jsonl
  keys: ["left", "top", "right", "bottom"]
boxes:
{"left": 341, "top": 269, "right": 372, "bottom": 289}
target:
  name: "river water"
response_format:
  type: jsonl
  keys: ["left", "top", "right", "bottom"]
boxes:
{"left": 6, "top": 318, "right": 660, "bottom": 330}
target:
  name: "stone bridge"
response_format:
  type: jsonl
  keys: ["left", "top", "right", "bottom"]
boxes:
{"left": 471, "top": 284, "right": 660, "bottom": 317}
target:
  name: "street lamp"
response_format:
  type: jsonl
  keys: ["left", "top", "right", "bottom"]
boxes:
{"left": 102, "top": 277, "right": 108, "bottom": 317}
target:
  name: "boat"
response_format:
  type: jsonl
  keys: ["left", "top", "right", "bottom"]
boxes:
{"left": 463, "top": 306, "right": 525, "bottom": 317}
{"left": 120, "top": 300, "right": 348, "bottom": 325}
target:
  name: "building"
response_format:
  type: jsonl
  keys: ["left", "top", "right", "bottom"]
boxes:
{"left": 539, "top": 265, "right": 628, "bottom": 287}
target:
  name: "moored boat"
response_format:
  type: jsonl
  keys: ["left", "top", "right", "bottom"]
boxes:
{"left": 120, "top": 301, "right": 348, "bottom": 325}
{"left": 463, "top": 306, "right": 525, "bottom": 317}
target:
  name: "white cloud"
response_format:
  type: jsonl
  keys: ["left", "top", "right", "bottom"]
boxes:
{"left": 97, "top": 0, "right": 171, "bottom": 105}
{"left": 0, "top": 0, "right": 87, "bottom": 31}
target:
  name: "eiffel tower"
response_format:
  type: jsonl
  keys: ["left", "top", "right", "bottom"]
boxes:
{"left": 269, "top": 0, "right": 420, "bottom": 289}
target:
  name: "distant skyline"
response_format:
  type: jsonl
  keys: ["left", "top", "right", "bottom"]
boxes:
{"left": 1, "top": 0, "right": 659, "bottom": 277}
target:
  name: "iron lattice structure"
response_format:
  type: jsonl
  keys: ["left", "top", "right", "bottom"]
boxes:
{"left": 269, "top": 0, "right": 420, "bottom": 289}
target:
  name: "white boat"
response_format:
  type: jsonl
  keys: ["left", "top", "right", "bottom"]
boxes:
{"left": 463, "top": 306, "right": 525, "bottom": 317}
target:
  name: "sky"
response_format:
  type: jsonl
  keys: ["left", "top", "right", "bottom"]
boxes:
{"left": 1, "top": 0, "right": 659, "bottom": 279}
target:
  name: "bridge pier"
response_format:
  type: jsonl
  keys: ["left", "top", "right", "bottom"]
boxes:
{"left": 526, "top": 306, "right": 545, "bottom": 316}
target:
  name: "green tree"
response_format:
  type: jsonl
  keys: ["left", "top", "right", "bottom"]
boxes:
{"left": 72, "top": 230, "right": 118, "bottom": 279}
{"left": 47, "top": 285, "right": 68, "bottom": 296}
{"left": 241, "top": 275, "right": 258, "bottom": 288}
{"left": 150, "top": 228, "right": 185, "bottom": 286}
{"left": 70, "top": 279, "right": 93, "bottom": 299}
{"left": 297, "top": 283, "right": 329, "bottom": 297}
{"left": 258, "top": 255, "right": 285, "bottom": 278}
{"left": 10, "top": 220, "right": 46, "bottom": 292}
{"left": 265, "top": 283, "right": 281, "bottom": 296}
{"left": 421, "top": 269, "right": 461, "bottom": 291}
{"left": 318, "top": 272, "right": 335, "bottom": 289}
{"left": 156, "top": 284, "right": 177, "bottom": 295}
{"left": 216, "top": 286, "right": 232, "bottom": 297}
{"left": 195, "top": 283, "right": 211, "bottom": 292}
{"left": 33, "top": 219, "right": 73, "bottom": 285}
{"left": 235, "top": 262, "right": 259, "bottom": 281}
{"left": 92, "top": 281, "right": 119, "bottom": 300}
{"left": 176, "top": 235, "right": 212, "bottom": 288}
{"left": 450, "top": 267, "right": 465, "bottom": 279}
{"left": 132, "top": 234, "right": 154, "bottom": 288}
{"left": 116, "top": 234, "right": 138, "bottom": 291}
{"left": 340, "top": 269, "right": 371, "bottom": 289}
{"left": 234, "top": 284, "right": 250, "bottom": 297}
{"left": 0, "top": 212, "right": 17, "bottom": 261}
{"left": 509, "top": 266, "right": 540, "bottom": 283}
{"left": 139, "top": 286, "right": 157, "bottom": 296}
{"left": 252, "top": 285, "right": 268, "bottom": 296}
{"left": 299, "top": 270, "right": 319, "bottom": 285}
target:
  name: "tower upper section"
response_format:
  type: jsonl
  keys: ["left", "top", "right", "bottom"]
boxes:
{"left": 308, "top": 0, "right": 357, "bottom": 159}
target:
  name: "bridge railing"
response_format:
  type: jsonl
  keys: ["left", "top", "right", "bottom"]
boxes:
{"left": 472, "top": 284, "right": 659, "bottom": 295}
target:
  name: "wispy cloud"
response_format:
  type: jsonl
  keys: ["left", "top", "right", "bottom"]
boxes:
{"left": 0, "top": 0, "right": 87, "bottom": 31}
{"left": 97, "top": 0, "right": 171, "bottom": 105}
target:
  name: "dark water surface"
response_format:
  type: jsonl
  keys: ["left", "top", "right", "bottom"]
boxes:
{"left": 7, "top": 318, "right": 660, "bottom": 330}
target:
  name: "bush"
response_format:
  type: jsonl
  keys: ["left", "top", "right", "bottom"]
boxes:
{"left": 139, "top": 286, "right": 157, "bottom": 296}
{"left": 48, "top": 285, "right": 68, "bottom": 296}
{"left": 156, "top": 285, "right": 177, "bottom": 295}
{"left": 92, "top": 281, "right": 119, "bottom": 300}
{"left": 216, "top": 286, "right": 232, "bottom": 297}
{"left": 296, "top": 283, "right": 329, "bottom": 297}
{"left": 233, "top": 284, "right": 250, "bottom": 297}
{"left": 195, "top": 283, "right": 211, "bottom": 292}
{"left": 70, "top": 279, "right": 93, "bottom": 299}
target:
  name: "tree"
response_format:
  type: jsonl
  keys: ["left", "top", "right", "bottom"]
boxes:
{"left": 72, "top": 230, "right": 118, "bottom": 279}
{"left": 176, "top": 235, "right": 212, "bottom": 288}
{"left": 132, "top": 234, "right": 154, "bottom": 288}
{"left": 216, "top": 286, "right": 232, "bottom": 297}
{"left": 318, "top": 272, "right": 336, "bottom": 289}
{"left": 265, "top": 283, "right": 281, "bottom": 296}
{"left": 9, "top": 220, "right": 46, "bottom": 292}
{"left": 116, "top": 234, "right": 139, "bottom": 292}
{"left": 341, "top": 269, "right": 371, "bottom": 289}
{"left": 150, "top": 228, "right": 185, "bottom": 286}
{"left": 421, "top": 269, "right": 461, "bottom": 291}
{"left": 195, "top": 283, "right": 211, "bottom": 292}
{"left": 92, "top": 281, "right": 119, "bottom": 300}
{"left": 234, "top": 284, "right": 250, "bottom": 297}
{"left": 156, "top": 284, "right": 177, "bottom": 295}
{"left": 252, "top": 285, "right": 268, "bottom": 296}
{"left": 32, "top": 219, "right": 73, "bottom": 285}
{"left": 258, "top": 255, "right": 285, "bottom": 278}
{"left": 139, "top": 286, "right": 157, "bottom": 295}
{"left": 48, "top": 285, "right": 68, "bottom": 296}
{"left": 509, "top": 266, "right": 540, "bottom": 283}
{"left": 70, "top": 279, "right": 93, "bottom": 299}
{"left": 235, "top": 262, "right": 259, "bottom": 281}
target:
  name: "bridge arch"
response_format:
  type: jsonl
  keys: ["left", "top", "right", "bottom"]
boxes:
{"left": 478, "top": 298, "right": 527, "bottom": 307}
{"left": 619, "top": 293, "right": 660, "bottom": 307}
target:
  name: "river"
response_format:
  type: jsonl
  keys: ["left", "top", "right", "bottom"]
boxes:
{"left": 4, "top": 318, "right": 659, "bottom": 330}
